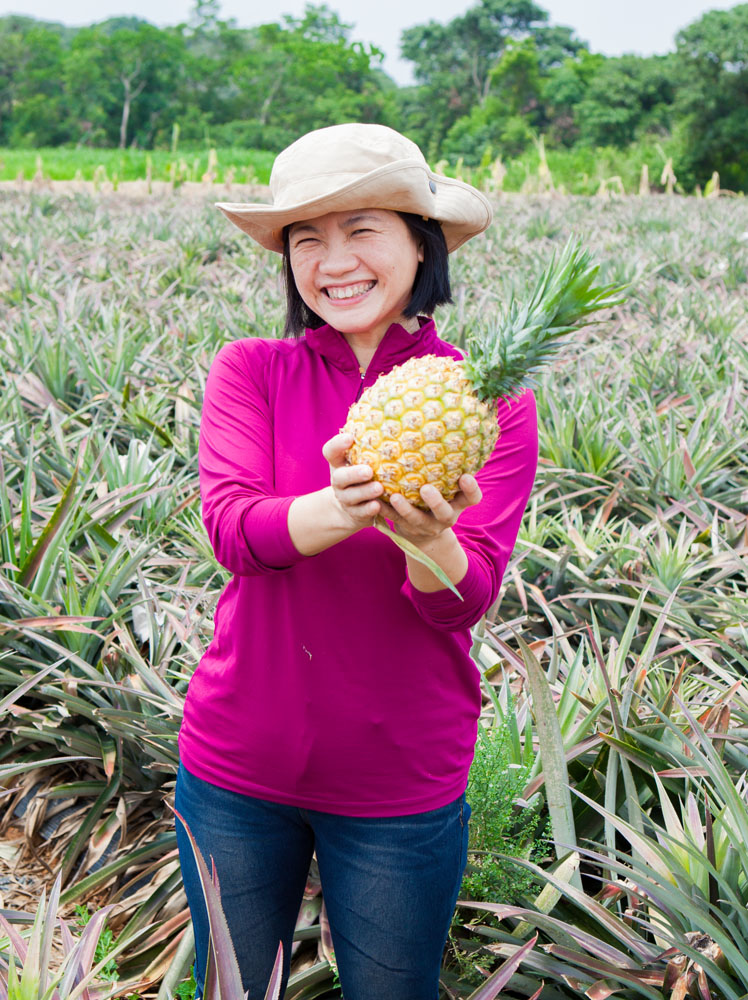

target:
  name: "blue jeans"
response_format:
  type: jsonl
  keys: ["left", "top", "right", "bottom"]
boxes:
{"left": 174, "top": 763, "right": 470, "bottom": 1000}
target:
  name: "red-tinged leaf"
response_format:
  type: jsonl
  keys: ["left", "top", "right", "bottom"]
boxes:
{"left": 138, "top": 908, "right": 191, "bottom": 951}
{"left": 545, "top": 945, "right": 665, "bottom": 987}
{"left": 86, "top": 810, "right": 122, "bottom": 871}
{"left": 65, "top": 906, "right": 113, "bottom": 999}
{"left": 655, "top": 394, "right": 690, "bottom": 415}
{"left": 173, "top": 808, "right": 247, "bottom": 1000}
{"left": 318, "top": 903, "right": 334, "bottom": 964}
{"left": 0, "top": 915, "right": 28, "bottom": 962}
{"left": 0, "top": 615, "right": 103, "bottom": 634}
{"left": 204, "top": 938, "right": 218, "bottom": 1000}
{"left": 458, "top": 900, "right": 637, "bottom": 967}
{"left": 697, "top": 966, "right": 712, "bottom": 1000}
{"left": 59, "top": 915, "right": 76, "bottom": 953}
{"left": 656, "top": 767, "right": 709, "bottom": 778}
{"left": 682, "top": 444, "right": 696, "bottom": 482}
{"left": 99, "top": 738, "right": 117, "bottom": 781}
{"left": 39, "top": 871, "right": 62, "bottom": 993}
{"left": 465, "top": 934, "right": 537, "bottom": 999}
{"left": 601, "top": 483, "right": 620, "bottom": 526}
{"left": 263, "top": 943, "right": 283, "bottom": 1000}
{"left": 295, "top": 896, "right": 322, "bottom": 930}
{"left": 671, "top": 971, "right": 691, "bottom": 1000}
{"left": 478, "top": 854, "right": 659, "bottom": 962}
{"left": 139, "top": 926, "right": 189, "bottom": 984}
{"left": 586, "top": 978, "right": 621, "bottom": 1000}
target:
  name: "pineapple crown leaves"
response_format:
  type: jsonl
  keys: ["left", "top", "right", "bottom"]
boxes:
{"left": 464, "top": 237, "right": 627, "bottom": 402}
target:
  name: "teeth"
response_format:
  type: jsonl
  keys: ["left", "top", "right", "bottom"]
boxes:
{"left": 326, "top": 282, "right": 375, "bottom": 300}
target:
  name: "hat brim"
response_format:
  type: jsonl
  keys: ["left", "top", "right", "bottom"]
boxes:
{"left": 216, "top": 159, "right": 492, "bottom": 254}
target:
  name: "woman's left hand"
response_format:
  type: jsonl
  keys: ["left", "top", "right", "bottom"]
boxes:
{"left": 380, "top": 474, "right": 482, "bottom": 549}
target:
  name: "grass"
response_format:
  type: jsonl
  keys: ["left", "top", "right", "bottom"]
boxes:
{"left": 0, "top": 138, "right": 711, "bottom": 195}
{"left": 0, "top": 147, "right": 275, "bottom": 184}
{"left": 0, "top": 187, "right": 746, "bottom": 998}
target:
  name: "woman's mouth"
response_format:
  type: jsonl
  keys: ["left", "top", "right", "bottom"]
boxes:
{"left": 324, "top": 281, "right": 376, "bottom": 300}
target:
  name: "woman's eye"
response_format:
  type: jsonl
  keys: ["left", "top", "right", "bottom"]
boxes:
{"left": 352, "top": 228, "right": 373, "bottom": 236}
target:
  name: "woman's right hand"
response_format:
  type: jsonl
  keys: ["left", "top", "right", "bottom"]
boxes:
{"left": 323, "top": 432, "right": 384, "bottom": 531}
{"left": 288, "top": 434, "right": 384, "bottom": 556}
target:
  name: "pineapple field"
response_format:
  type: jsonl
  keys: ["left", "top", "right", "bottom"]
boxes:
{"left": 0, "top": 186, "right": 747, "bottom": 999}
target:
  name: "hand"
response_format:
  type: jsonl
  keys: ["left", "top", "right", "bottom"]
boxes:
{"left": 322, "top": 432, "right": 384, "bottom": 531}
{"left": 380, "top": 474, "right": 482, "bottom": 549}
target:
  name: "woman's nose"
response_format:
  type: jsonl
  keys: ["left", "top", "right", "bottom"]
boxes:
{"left": 319, "top": 237, "right": 357, "bottom": 275}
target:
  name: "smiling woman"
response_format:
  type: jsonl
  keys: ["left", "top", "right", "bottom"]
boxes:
{"left": 282, "top": 208, "right": 453, "bottom": 342}
{"left": 175, "top": 123, "right": 539, "bottom": 1000}
{"left": 286, "top": 209, "right": 423, "bottom": 362}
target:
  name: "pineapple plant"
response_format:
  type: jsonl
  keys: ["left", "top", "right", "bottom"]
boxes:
{"left": 343, "top": 239, "right": 624, "bottom": 508}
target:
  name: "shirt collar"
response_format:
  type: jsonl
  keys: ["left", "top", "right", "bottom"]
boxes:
{"left": 304, "top": 319, "right": 438, "bottom": 377}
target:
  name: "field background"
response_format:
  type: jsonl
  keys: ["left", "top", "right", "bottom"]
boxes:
{"left": 0, "top": 139, "right": 689, "bottom": 197}
{"left": 0, "top": 186, "right": 747, "bottom": 999}
{"left": 1, "top": 2, "right": 747, "bottom": 995}
{"left": 1, "top": 2, "right": 746, "bottom": 195}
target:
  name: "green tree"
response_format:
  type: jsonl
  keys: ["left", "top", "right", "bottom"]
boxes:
{"left": 65, "top": 21, "right": 187, "bottom": 147}
{"left": 672, "top": 4, "right": 748, "bottom": 190}
{"left": 542, "top": 49, "right": 604, "bottom": 146}
{"left": 399, "top": 0, "right": 581, "bottom": 155}
{"left": 574, "top": 54, "right": 675, "bottom": 148}
{"left": 0, "top": 16, "right": 72, "bottom": 145}
{"left": 9, "top": 28, "right": 68, "bottom": 146}
{"left": 216, "top": 4, "right": 387, "bottom": 150}
{"left": 442, "top": 38, "right": 543, "bottom": 162}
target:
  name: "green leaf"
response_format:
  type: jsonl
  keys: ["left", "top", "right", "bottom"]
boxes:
{"left": 17, "top": 464, "right": 79, "bottom": 589}
{"left": 519, "top": 634, "right": 581, "bottom": 889}
{"left": 373, "top": 516, "right": 463, "bottom": 599}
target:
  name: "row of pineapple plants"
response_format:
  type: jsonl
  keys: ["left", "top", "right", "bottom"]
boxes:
{"left": 0, "top": 188, "right": 746, "bottom": 997}
{"left": 3, "top": 141, "right": 720, "bottom": 198}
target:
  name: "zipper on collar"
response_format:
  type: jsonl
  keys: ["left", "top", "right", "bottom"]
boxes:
{"left": 354, "top": 365, "right": 366, "bottom": 402}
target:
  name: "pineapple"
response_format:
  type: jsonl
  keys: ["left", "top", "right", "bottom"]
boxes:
{"left": 343, "top": 239, "right": 623, "bottom": 509}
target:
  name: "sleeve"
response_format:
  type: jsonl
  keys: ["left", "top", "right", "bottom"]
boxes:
{"left": 198, "top": 340, "right": 307, "bottom": 576}
{"left": 401, "top": 389, "right": 538, "bottom": 631}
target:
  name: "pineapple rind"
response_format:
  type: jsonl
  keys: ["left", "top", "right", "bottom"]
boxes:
{"left": 344, "top": 355, "right": 499, "bottom": 508}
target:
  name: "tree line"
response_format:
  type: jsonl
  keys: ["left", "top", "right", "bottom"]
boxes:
{"left": 1, "top": 0, "right": 746, "bottom": 191}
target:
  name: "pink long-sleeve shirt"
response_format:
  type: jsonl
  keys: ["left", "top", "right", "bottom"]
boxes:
{"left": 178, "top": 319, "right": 538, "bottom": 816}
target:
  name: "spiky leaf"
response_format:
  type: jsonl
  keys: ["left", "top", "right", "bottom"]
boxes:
{"left": 464, "top": 237, "right": 625, "bottom": 402}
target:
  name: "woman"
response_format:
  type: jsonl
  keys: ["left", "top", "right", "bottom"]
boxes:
{"left": 175, "top": 123, "right": 538, "bottom": 1000}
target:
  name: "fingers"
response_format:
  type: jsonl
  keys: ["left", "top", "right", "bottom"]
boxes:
{"left": 332, "top": 463, "right": 375, "bottom": 490}
{"left": 324, "top": 434, "right": 383, "bottom": 524}
{"left": 453, "top": 474, "right": 483, "bottom": 510}
{"left": 336, "top": 479, "right": 383, "bottom": 508}
{"left": 388, "top": 489, "right": 454, "bottom": 532}
{"left": 322, "top": 432, "right": 355, "bottom": 469}
{"left": 385, "top": 475, "right": 483, "bottom": 544}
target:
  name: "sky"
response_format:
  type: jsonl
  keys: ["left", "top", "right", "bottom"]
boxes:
{"left": 1, "top": 0, "right": 738, "bottom": 83}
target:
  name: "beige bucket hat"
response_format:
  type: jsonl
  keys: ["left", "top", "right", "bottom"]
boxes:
{"left": 216, "top": 123, "right": 493, "bottom": 254}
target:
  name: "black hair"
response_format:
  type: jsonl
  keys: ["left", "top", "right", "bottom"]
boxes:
{"left": 281, "top": 212, "right": 452, "bottom": 338}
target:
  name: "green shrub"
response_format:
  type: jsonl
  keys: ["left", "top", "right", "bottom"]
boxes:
{"left": 462, "top": 722, "right": 543, "bottom": 904}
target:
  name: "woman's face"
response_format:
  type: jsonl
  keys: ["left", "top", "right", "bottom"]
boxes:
{"left": 287, "top": 209, "right": 424, "bottom": 343}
